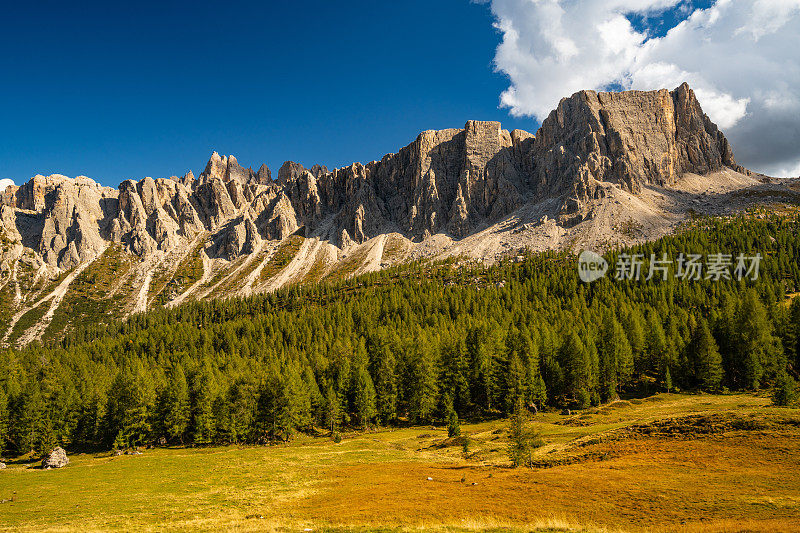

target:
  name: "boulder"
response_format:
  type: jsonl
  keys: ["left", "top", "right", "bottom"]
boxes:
{"left": 41, "top": 447, "right": 69, "bottom": 469}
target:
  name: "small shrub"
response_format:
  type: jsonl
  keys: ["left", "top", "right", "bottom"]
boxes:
{"left": 773, "top": 373, "right": 797, "bottom": 407}
{"left": 447, "top": 409, "right": 461, "bottom": 438}
{"left": 507, "top": 398, "right": 544, "bottom": 468}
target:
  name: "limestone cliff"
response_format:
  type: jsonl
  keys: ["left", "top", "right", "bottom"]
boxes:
{"left": 0, "top": 83, "right": 758, "bottom": 344}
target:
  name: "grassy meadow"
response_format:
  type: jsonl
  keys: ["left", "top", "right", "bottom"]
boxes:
{"left": 2, "top": 393, "right": 800, "bottom": 532}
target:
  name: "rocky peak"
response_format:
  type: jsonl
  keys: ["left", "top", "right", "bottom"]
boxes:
{"left": 0, "top": 83, "right": 751, "bottom": 271}
{"left": 277, "top": 161, "right": 308, "bottom": 184}
{"left": 256, "top": 164, "right": 272, "bottom": 184}
{"left": 199, "top": 152, "right": 265, "bottom": 186}
{"left": 528, "top": 83, "right": 747, "bottom": 221}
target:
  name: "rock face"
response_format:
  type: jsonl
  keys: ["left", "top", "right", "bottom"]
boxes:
{"left": 41, "top": 447, "right": 69, "bottom": 469}
{"left": 0, "top": 84, "right": 746, "bottom": 270}
{"left": 529, "top": 82, "right": 747, "bottom": 220}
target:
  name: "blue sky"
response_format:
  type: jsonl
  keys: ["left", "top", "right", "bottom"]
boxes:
{"left": 3, "top": 0, "right": 797, "bottom": 185}
{"left": 0, "top": 0, "right": 535, "bottom": 187}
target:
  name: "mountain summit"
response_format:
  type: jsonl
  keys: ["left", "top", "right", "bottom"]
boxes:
{"left": 0, "top": 84, "right": 790, "bottom": 345}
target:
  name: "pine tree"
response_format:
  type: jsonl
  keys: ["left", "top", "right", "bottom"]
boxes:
{"left": 599, "top": 313, "right": 633, "bottom": 401}
{"left": 560, "top": 332, "right": 590, "bottom": 408}
{"left": 281, "top": 365, "right": 312, "bottom": 432}
{"left": 190, "top": 364, "right": 217, "bottom": 445}
{"left": 161, "top": 364, "right": 190, "bottom": 444}
{"left": 507, "top": 397, "right": 542, "bottom": 468}
{"left": 351, "top": 365, "right": 376, "bottom": 428}
{"left": 441, "top": 336, "right": 470, "bottom": 413}
{"left": 622, "top": 307, "right": 647, "bottom": 376}
{"left": 689, "top": 319, "right": 723, "bottom": 391}
{"left": 14, "top": 383, "right": 46, "bottom": 455}
{"left": 323, "top": 384, "right": 340, "bottom": 436}
{"left": 113, "top": 431, "right": 126, "bottom": 451}
{"left": 0, "top": 388, "right": 8, "bottom": 458}
{"left": 505, "top": 353, "right": 527, "bottom": 413}
{"left": 735, "top": 290, "right": 780, "bottom": 389}
{"left": 409, "top": 341, "right": 438, "bottom": 423}
{"left": 372, "top": 341, "right": 398, "bottom": 424}
{"left": 772, "top": 372, "right": 797, "bottom": 406}
{"left": 447, "top": 404, "right": 461, "bottom": 438}
{"left": 645, "top": 313, "right": 669, "bottom": 382}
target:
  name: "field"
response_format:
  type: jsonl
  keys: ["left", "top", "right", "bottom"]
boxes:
{"left": 1, "top": 394, "right": 800, "bottom": 532}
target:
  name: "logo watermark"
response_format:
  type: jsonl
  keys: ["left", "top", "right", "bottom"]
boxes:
{"left": 579, "top": 251, "right": 762, "bottom": 283}
{"left": 578, "top": 250, "right": 609, "bottom": 283}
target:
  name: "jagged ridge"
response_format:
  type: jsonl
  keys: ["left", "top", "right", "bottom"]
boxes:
{"left": 0, "top": 83, "right": 767, "bottom": 345}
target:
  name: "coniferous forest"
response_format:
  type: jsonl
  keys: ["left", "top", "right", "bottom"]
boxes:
{"left": 1, "top": 214, "right": 799, "bottom": 457}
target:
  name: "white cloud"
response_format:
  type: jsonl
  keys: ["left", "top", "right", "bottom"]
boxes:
{"left": 0, "top": 179, "right": 15, "bottom": 192}
{"left": 488, "top": 0, "right": 800, "bottom": 176}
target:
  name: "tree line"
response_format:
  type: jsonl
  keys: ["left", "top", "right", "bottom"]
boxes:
{"left": 1, "top": 214, "right": 799, "bottom": 457}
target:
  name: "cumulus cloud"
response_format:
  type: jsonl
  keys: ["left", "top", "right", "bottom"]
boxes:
{"left": 0, "top": 179, "right": 15, "bottom": 192}
{"left": 488, "top": 0, "right": 800, "bottom": 176}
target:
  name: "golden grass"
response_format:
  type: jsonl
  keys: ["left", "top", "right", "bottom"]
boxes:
{"left": 2, "top": 394, "right": 799, "bottom": 532}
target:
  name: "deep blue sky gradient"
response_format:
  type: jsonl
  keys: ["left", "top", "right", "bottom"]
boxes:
{"left": 1, "top": 0, "right": 701, "bottom": 187}
{"left": 1, "top": 0, "right": 539, "bottom": 186}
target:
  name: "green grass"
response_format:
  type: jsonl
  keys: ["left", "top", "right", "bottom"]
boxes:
{"left": 3, "top": 393, "right": 799, "bottom": 532}
{"left": 32, "top": 270, "right": 69, "bottom": 301}
{"left": 200, "top": 256, "right": 247, "bottom": 294}
{"left": 42, "top": 246, "right": 133, "bottom": 341}
{"left": 0, "top": 277, "right": 17, "bottom": 339}
{"left": 0, "top": 437, "right": 416, "bottom": 532}
{"left": 380, "top": 234, "right": 408, "bottom": 264}
{"left": 214, "top": 249, "right": 270, "bottom": 297}
{"left": 303, "top": 251, "right": 330, "bottom": 283}
{"left": 326, "top": 245, "right": 370, "bottom": 282}
{"left": 258, "top": 235, "right": 304, "bottom": 283}
{"left": 154, "top": 241, "right": 206, "bottom": 306}
{"left": 6, "top": 301, "right": 49, "bottom": 346}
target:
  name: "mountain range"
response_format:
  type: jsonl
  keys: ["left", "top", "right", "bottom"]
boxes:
{"left": 1, "top": 83, "right": 797, "bottom": 346}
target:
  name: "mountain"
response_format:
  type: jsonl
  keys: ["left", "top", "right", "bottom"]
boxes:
{"left": 0, "top": 83, "right": 796, "bottom": 346}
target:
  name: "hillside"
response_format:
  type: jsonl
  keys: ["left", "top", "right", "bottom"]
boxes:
{"left": 1, "top": 211, "right": 799, "bottom": 457}
{"left": 2, "top": 83, "right": 798, "bottom": 346}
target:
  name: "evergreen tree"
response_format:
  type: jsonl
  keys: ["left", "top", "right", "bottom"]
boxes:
{"left": 772, "top": 372, "right": 797, "bottom": 406}
{"left": 190, "top": 364, "right": 217, "bottom": 445}
{"left": 447, "top": 405, "right": 461, "bottom": 438}
{"left": 440, "top": 336, "right": 470, "bottom": 412}
{"left": 505, "top": 353, "right": 527, "bottom": 414}
{"left": 688, "top": 319, "right": 723, "bottom": 390}
{"left": 560, "top": 332, "right": 591, "bottom": 408}
{"left": 1, "top": 213, "right": 799, "bottom": 449}
{"left": 372, "top": 340, "right": 398, "bottom": 424}
{"left": 323, "top": 384, "right": 340, "bottom": 435}
{"left": 507, "top": 397, "right": 542, "bottom": 468}
{"left": 599, "top": 312, "right": 633, "bottom": 401}
{"left": 0, "top": 389, "right": 8, "bottom": 457}
{"left": 734, "top": 290, "right": 780, "bottom": 389}
{"left": 408, "top": 341, "right": 438, "bottom": 423}
{"left": 645, "top": 313, "right": 669, "bottom": 382}
{"left": 351, "top": 365, "right": 376, "bottom": 428}
{"left": 13, "top": 383, "right": 46, "bottom": 455}
{"left": 160, "top": 364, "right": 190, "bottom": 444}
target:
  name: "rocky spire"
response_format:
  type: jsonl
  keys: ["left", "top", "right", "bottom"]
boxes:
{"left": 0, "top": 83, "right": 751, "bottom": 269}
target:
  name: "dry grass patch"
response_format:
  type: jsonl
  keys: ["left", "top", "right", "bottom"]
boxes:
{"left": 2, "top": 394, "right": 799, "bottom": 532}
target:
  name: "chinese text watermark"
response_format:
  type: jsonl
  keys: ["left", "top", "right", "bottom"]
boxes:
{"left": 579, "top": 251, "right": 762, "bottom": 283}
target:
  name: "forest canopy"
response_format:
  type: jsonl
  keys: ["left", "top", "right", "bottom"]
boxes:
{"left": 1, "top": 214, "right": 799, "bottom": 456}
